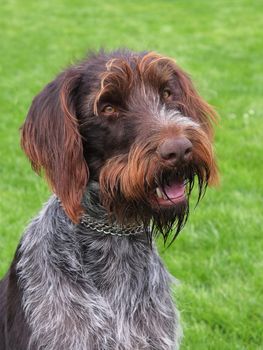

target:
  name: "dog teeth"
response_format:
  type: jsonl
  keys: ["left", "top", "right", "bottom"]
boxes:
{"left": 156, "top": 187, "right": 165, "bottom": 199}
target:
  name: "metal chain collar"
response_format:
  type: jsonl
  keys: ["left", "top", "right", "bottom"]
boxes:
{"left": 57, "top": 197, "right": 144, "bottom": 237}
{"left": 80, "top": 214, "right": 145, "bottom": 237}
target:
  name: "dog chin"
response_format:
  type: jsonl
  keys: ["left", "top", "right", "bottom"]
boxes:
{"left": 151, "top": 196, "right": 188, "bottom": 216}
{"left": 151, "top": 193, "right": 187, "bottom": 209}
{"left": 148, "top": 198, "right": 189, "bottom": 241}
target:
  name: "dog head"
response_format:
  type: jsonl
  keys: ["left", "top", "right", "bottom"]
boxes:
{"left": 21, "top": 50, "right": 218, "bottom": 240}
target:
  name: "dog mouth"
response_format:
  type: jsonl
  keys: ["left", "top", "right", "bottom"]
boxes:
{"left": 151, "top": 169, "right": 189, "bottom": 207}
{"left": 150, "top": 163, "right": 209, "bottom": 209}
{"left": 150, "top": 165, "right": 204, "bottom": 208}
{"left": 154, "top": 181, "right": 186, "bottom": 206}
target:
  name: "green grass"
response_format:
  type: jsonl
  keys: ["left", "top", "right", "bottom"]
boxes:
{"left": 0, "top": 0, "right": 262, "bottom": 348}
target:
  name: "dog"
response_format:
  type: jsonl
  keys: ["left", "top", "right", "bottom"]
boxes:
{"left": 0, "top": 50, "right": 218, "bottom": 350}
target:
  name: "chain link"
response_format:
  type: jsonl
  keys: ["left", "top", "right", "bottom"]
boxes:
{"left": 57, "top": 197, "right": 144, "bottom": 237}
{"left": 80, "top": 215, "right": 144, "bottom": 237}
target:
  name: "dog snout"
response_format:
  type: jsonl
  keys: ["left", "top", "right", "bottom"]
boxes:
{"left": 157, "top": 137, "right": 193, "bottom": 166}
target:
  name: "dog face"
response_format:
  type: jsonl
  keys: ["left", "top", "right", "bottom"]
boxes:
{"left": 21, "top": 50, "right": 218, "bottom": 240}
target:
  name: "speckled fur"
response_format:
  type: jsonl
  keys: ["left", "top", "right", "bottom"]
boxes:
{"left": 16, "top": 184, "right": 182, "bottom": 349}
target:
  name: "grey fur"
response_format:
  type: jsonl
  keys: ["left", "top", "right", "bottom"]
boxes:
{"left": 17, "top": 182, "right": 182, "bottom": 350}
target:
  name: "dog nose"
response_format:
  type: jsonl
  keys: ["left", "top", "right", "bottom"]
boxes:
{"left": 158, "top": 137, "right": 193, "bottom": 165}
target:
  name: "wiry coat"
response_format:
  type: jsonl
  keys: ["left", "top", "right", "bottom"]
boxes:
{"left": 1, "top": 189, "right": 181, "bottom": 350}
{"left": 0, "top": 50, "right": 218, "bottom": 349}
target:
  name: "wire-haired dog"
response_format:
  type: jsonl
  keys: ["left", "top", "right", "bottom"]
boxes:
{"left": 0, "top": 50, "right": 218, "bottom": 350}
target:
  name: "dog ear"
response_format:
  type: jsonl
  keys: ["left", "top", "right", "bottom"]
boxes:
{"left": 139, "top": 53, "right": 218, "bottom": 138}
{"left": 21, "top": 67, "right": 89, "bottom": 223}
{"left": 173, "top": 66, "right": 217, "bottom": 137}
{"left": 174, "top": 66, "right": 219, "bottom": 186}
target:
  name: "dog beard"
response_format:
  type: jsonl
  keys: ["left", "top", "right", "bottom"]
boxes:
{"left": 99, "top": 161, "right": 209, "bottom": 245}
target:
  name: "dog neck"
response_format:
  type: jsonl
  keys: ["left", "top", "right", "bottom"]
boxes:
{"left": 80, "top": 214, "right": 144, "bottom": 237}
{"left": 17, "top": 192, "right": 180, "bottom": 350}
{"left": 79, "top": 181, "right": 147, "bottom": 238}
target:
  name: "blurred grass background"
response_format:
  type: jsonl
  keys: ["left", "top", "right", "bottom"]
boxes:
{"left": 0, "top": 0, "right": 262, "bottom": 348}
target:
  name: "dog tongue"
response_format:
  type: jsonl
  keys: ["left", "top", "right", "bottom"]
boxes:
{"left": 164, "top": 182, "right": 185, "bottom": 199}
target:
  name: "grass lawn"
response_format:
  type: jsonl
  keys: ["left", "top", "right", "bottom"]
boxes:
{"left": 0, "top": 0, "right": 262, "bottom": 348}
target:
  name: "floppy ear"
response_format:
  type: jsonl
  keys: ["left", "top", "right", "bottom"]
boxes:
{"left": 174, "top": 66, "right": 219, "bottom": 186}
{"left": 21, "top": 67, "right": 89, "bottom": 223}
{"left": 173, "top": 66, "right": 217, "bottom": 137}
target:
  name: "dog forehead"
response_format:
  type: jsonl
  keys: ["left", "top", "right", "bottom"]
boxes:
{"left": 90, "top": 52, "right": 177, "bottom": 113}
{"left": 100, "top": 51, "right": 176, "bottom": 85}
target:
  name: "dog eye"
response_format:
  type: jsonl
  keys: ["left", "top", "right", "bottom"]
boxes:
{"left": 162, "top": 88, "right": 172, "bottom": 100}
{"left": 101, "top": 105, "right": 116, "bottom": 115}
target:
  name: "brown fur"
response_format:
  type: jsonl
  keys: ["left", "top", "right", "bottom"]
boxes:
{"left": 20, "top": 50, "right": 218, "bottom": 226}
{"left": 21, "top": 69, "right": 88, "bottom": 222}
